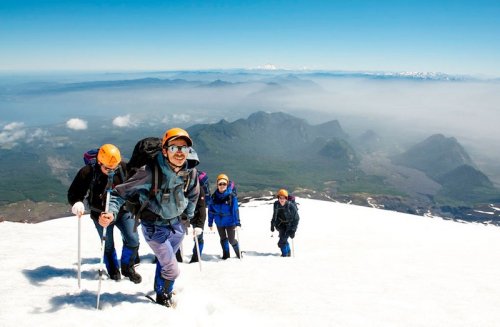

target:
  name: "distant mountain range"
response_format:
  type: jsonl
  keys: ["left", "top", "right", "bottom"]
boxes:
{"left": 0, "top": 70, "right": 481, "bottom": 98}
{"left": 0, "top": 111, "right": 499, "bottom": 224}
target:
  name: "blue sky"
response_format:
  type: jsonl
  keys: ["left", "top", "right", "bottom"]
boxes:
{"left": 1, "top": 0, "right": 499, "bottom": 76}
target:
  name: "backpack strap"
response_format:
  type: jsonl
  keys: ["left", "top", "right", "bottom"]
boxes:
{"left": 88, "top": 164, "right": 98, "bottom": 205}
{"left": 150, "top": 161, "right": 162, "bottom": 198}
{"left": 117, "top": 165, "right": 126, "bottom": 184}
{"left": 182, "top": 169, "right": 193, "bottom": 193}
{"left": 227, "top": 181, "right": 236, "bottom": 207}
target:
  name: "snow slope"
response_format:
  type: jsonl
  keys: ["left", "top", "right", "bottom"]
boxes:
{"left": 1, "top": 198, "right": 499, "bottom": 327}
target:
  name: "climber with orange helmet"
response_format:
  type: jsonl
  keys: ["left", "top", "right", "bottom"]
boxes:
{"left": 271, "top": 188, "right": 300, "bottom": 257}
{"left": 208, "top": 173, "right": 241, "bottom": 259}
{"left": 100, "top": 127, "right": 199, "bottom": 307}
{"left": 68, "top": 144, "right": 142, "bottom": 283}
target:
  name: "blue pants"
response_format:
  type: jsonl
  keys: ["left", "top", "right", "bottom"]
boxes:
{"left": 277, "top": 228, "right": 291, "bottom": 256}
{"left": 92, "top": 211, "right": 140, "bottom": 273}
{"left": 141, "top": 221, "right": 185, "bottom": 285}
{"left": 92, "top": 211, "right": 140, "bottom": 252}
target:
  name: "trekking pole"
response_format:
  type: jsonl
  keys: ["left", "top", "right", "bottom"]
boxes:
{"left": 180, "top": 226, "right": 189, "bottom": 259}
{"left": 96, "top": 173, "right": 114, "bottom": 310}
{"left": 235, "top": 228, "right": 243, "bottom": 259}
{"left": 291, "top": 238, "right": 295, "bottom": 258}
{"left": 193, "top": 233, "right": 202, "bottom": 272}
{"left": 96, "top": 212, "right": 108, "bottom": 309}
{"left": 77, "top": 213, "right": 82, "bottom": 289}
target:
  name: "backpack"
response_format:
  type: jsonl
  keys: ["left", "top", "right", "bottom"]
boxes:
{"left": 83, "top": 148, "right": 99, "bottom": 166}
{"left": 287, "top": 194, "right": 298, "bottom": 210}
{"left": 198, "top": 171, "right": 211, "bottom": 205}
{"left": 126, "top": 137, "right": 162, "bottom": 177}
{"left": 124, "top": 137, "right": 164, "bottom": 217}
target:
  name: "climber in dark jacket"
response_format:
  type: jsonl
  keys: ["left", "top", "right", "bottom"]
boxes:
{"left": 271, "top": 189, "right": 299, "bottom": 257}
{"left": 68, "top": 144, "right": 141, "bottom": 283}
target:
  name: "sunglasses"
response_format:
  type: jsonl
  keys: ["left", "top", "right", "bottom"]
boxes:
{"left": 218, "top": 182, "right": 227, "bottom": 186}
{"left": 101, "top": 164, "right": 117, "bottom": 173}
{"left": 166, "top": 145, "right": 189, "bottom": 154}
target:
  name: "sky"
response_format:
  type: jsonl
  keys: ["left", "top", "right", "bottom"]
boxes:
{"left": 1, "top": 197, "right": 500, "bottom": 326}
{"left": 1, "top": 0, "right": 500, "bottom": 76}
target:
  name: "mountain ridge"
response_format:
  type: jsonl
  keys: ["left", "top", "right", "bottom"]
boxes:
{"left": 1, "top": 111, "right": 499, "bottom": 224}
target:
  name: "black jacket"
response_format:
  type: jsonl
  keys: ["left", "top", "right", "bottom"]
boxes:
{"left": 271, "top": 200, "right": 299, "bottom": 233}
{"left": 67, "top": 162, "right": 127, "bottom": 218}
{"left": 190, "top": 186, "right": 207, "bottom": 229}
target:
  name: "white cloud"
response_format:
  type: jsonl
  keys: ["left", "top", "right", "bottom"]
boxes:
{"left": 0, "top": 129, "right": 26, "bottom": 146}
{"left": 0, "top": 122, "right": 27, "bottom": 147}
{"left": 4, "top": 122, "right": 25, "bottom": 131}
{"left": 26, "top": 128, "right": 49, "bottom": 143}
{"left": 172, "top": 114, "right": 190, "bottom": 122}
{"left": 66, "top": 118, "right": 88, "bottom": 130}
{"left": 254, "top": 63, "right": 278, "bottom": 70}
{"left": 112, "top": 114, "right": 136, "bottom": 127}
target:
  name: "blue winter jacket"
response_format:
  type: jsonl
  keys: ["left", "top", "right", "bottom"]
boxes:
{"left": 107, "top": 154, "right": 199, "bottom": 226}
{"left": 208, "top": 182, "right": 240, "bottom": 228}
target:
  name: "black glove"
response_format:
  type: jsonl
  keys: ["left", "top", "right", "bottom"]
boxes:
{"left": 289, "top": 231, "right": 295, "bottom": 239}
{"left": 271, "top": 224, "right": 275, "bottom": 232}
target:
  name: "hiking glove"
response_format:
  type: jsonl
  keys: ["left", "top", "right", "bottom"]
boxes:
{"left": 194, "top": 227, "right": 203, "bottom": 236}
{"left": 72, "top": 201, "right": 85, "bottom": 216}
{"left": 271, "top": 225, "right": 275, "bottom": 232}
{"left": 289, "top": 231, "right": 296, "bottom": 239}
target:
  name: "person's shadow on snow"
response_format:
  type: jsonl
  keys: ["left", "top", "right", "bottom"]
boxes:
{"left": 238, "top": 250, "right": 280, "bottom": 257}
{"left": 23, "top": 253, "right": 157, "bottom": 285}
{"left": 22, "top": 265, "right": 97, "bottom": 285}
{"left": 22, "top": 265, "right": 153, "bottom": 311}
{"left": 46, "top": 290, "right": 151, "bottom": 312}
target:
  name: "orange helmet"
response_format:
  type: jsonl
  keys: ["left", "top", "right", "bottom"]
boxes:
{"left": 162, "top": 127, "right": 193, "bottom": 147}
{"left": 97, "top": 144, "right": 121, "bottom": 168}
{"left": 277, "top": 189, "right": 288, "bottom": 198}
{"left": 217, "top": 173, "right": 229, "bottom": 184}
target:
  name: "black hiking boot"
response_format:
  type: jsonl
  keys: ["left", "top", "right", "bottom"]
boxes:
{"left": 121, "top": 264, "right": 142, "bottom": 284}
{"left": 189, "top": 253, "right": 199, "bottom": 263}
{"left": 175, "top": 249, "right": 183, "bottom": 263}
{"left": 109, "top": 270, "right": 121, "bottom": 281}
{"left": 221, "top": 239, "right": 230, "bottom": 260}
{"left": 232, "top": 242, "right": 241, "bottom": 259}
{"left": 156, "top": 292, "right": 174, "bottom": 307}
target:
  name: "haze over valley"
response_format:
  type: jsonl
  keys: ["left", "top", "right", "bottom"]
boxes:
{"left": 1, "top": 71, "right": 499, "bottom": 224}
